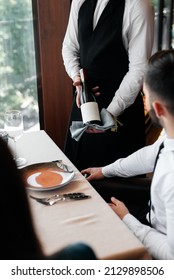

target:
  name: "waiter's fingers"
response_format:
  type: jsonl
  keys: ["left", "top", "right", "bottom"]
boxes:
{"left": 86, "top": 128, "right": 105, "bottom": 133}
{"left": 75, "top": 88, "right": 81, "bottom": 108}
{"left": 92, "top": 86, "right": 100, "bottom": 96}
{"left": 73, "top": 76, "right": 81, "bottom": 86}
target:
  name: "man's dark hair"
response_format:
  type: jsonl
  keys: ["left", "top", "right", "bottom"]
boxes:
{"left": 145, "top": 49, "right": 174, "bottom": 114}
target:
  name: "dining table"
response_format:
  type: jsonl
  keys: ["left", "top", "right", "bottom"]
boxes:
{"left": 12, "top": 130, "right": 151, "bottom": 260}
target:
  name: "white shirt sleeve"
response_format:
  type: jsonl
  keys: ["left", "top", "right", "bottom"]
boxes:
{"left": 102, "top": 132, "right": 165, "bottom": 178}
{"left": 62, "top": 0, "right": 83, "bottom": 80}
{"left": 123, "top": 213, "right": 174, "bottom": 259}
{"left": 161, "top": 174, "right": 174, "bottom": 256}
{"left": 62, "top": 0, "right": 154, "bottom": 117}
{"left": 107, "top": 0, "right": 154, "bottom": 116}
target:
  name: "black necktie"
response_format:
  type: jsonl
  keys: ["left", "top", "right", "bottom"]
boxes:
{"left": 148, "top": 141, "right": 164, "bottom": 224}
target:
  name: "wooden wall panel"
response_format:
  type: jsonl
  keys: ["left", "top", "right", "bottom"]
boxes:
{"left": 33, "top": 0, "right": 73, "bottom": 150}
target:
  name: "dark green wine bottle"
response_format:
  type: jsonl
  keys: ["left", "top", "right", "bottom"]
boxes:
{"left": 80, "top": 68, "right": 101, "bottom": 125}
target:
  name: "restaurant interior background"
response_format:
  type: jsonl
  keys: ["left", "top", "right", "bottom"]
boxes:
{"left": 0, "top": 0, "right": 174, "bottom": 150}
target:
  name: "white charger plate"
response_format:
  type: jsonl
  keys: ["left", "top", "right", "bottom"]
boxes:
{"left": 21, "top": 162, "right": 74, "bottom": 191}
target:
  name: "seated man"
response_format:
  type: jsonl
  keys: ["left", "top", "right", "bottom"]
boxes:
{"left": 82, "top": 50, "right": 174, "bottom": 260}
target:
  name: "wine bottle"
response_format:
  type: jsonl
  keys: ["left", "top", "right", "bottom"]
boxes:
{"left": 79, "top": 68, "right": 101, "bottom": 125}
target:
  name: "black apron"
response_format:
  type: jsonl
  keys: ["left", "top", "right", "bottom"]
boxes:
{"left": 64, "top": 0, "right": 145, "bottom": 171}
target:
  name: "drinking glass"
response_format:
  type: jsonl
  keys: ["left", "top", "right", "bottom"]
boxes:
{"left": 4, "top": 110, "right": 27, "bottom": 167}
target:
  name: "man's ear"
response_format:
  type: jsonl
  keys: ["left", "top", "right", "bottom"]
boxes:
{"left": 152, "top": 101, "right": 166, "bottom": 118}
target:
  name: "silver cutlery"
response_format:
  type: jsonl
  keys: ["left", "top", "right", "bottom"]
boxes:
{"left": 55, "top": 161, "right": 74, "bottom": 173}
{"left": 29, "top": 192, "right": 91, "bottom": 206}
{"left": 51, "top": 160, "right": 74, "bottom": 173}
{"left": 29, "top": 192, "right": 83, "bottom": 202}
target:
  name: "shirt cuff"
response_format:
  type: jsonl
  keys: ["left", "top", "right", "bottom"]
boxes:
{"left": 123, "top": 213, "right": 147, "bottom": 236}
{"left": 102, "top": 164, "right": 116, "bottom": 177}
{"left": 107, "top": 97, "right": 126, "bottom": 117}
{"left": 123, "top": 213, "right": 141, "bottom": 228}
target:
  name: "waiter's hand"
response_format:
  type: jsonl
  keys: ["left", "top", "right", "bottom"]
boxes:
{"left": 73, "top": 76, "right": 81, "bottom": 108}
{"left": 73, "top": 76, "right": 100, "bottom": 108}
{"left": 86, "top": 127, "right": 105, "bottom": 133}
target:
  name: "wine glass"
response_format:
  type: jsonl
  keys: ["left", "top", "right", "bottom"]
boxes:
{"left": 4, "top": 110, "right": 27, "bottom": 167}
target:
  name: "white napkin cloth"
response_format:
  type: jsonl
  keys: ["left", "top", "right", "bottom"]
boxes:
{"left": 70, "top": 108, "right": 115, "bottom": 141}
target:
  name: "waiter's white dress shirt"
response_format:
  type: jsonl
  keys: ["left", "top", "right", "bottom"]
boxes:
{"left": 62, "top": 0, "right": 154, "bottom": 117}
{"left": 103, "top": 132, "right": 174, "bottom": 259}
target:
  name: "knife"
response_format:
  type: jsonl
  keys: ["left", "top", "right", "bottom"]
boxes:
{"left": 29, "top": 192, "right": 91, "bottom": 206}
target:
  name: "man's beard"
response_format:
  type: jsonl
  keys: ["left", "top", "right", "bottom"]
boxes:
{"left": 148, "top": 107, "right": 162, "bottom": 128}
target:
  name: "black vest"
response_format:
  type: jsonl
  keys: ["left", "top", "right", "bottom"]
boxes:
{"left": 65, "top": 0, "right": 145, "bottom": 170}
{"left": 78, "top": 0, "right": 128, "bottom": 88}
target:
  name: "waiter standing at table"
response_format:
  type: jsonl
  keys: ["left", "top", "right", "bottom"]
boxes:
{"left": 62, "top": 0, "right": 154, "bottom": 171}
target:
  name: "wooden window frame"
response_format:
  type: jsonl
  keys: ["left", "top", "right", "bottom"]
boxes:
{"left": 32, "top": 0, "right": 73, "bottom": 150}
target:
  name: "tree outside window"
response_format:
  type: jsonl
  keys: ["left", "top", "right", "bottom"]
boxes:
{"left": 0, "top": 0, "right": 39, "bottom": 130}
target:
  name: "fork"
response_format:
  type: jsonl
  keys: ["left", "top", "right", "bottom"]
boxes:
{"left": 29, "top": 193, "right": 90, "bottom": 206}
{"left": 55, "top": 162, "right": 74, "bottom": 173}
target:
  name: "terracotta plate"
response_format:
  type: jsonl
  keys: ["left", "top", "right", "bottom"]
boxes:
{"left": 21, "top": 162, "right": 74, "bottom": 191}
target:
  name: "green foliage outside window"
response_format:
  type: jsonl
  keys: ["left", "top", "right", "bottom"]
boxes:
{"left": 152, "top": 0, "right": 170, "bottom": 10}
{"left": 0, "top": 0, "right": 39, "bottom": 130}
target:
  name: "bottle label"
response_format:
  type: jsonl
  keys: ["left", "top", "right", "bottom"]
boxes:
{"left": 81, "top": 102, "right": 101, "bottom": 124}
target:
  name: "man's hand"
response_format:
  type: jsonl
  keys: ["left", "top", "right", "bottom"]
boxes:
{"left": 81, "top": 167, "right": 104, "bottom": 181}
{"left": 109, "top": 197, "right": 129, "bottom": 219}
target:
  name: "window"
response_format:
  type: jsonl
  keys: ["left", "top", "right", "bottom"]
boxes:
{"left": 153, "top": 0, "right": 174, "bottom": 51}
{"left": 0, "top": 0, "right": 39, "bottom": 131}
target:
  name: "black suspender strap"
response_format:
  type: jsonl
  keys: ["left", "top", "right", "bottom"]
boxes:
{"left": 148, "top": 141, "right": 164, "bottom": 224}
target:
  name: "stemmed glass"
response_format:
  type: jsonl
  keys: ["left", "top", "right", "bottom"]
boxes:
{"left": 4, "top": 110, "right": 27, "bottom": 167}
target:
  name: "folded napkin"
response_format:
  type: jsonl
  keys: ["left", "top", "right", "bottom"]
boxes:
{"left": 70, "top": 108, "right": 115, "bottom": 141}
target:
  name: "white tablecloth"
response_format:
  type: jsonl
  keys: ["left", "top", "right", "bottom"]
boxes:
{"left": 14, "top": 130, "right": 150, "bottom": 260}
